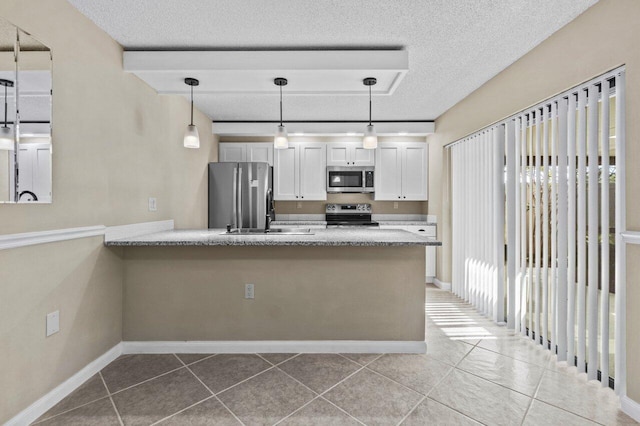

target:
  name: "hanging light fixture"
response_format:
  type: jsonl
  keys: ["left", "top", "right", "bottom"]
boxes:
{"left": 0, "top": 79, "right": 14, "bottom": 151}
{"left": 362, "top": 77, "right": 378, "bottom": 149}
{"left": 183, "top": 77, "right": 200, "bottom": 149}
{"left": 274, "top": 77, "right": 289, "bottom": 149}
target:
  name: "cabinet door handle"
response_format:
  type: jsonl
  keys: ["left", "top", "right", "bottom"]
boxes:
{"left": 403, "top": 196, "right": 406, "bottom": 199}
{"left": 398, "top": 196, "right": 401, "bottom": 199}
{"left": 301, "top": 196, "right": 304, "bottom": 199}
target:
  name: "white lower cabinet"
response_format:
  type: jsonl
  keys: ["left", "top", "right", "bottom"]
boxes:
{"left": 380, "top": 224, "right": 436, "bottom": 281}
{"left": 273, "top": 142, "right": 326, "bottom": 201}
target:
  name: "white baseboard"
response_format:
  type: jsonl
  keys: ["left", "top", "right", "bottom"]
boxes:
{"left": 426, "top": 276, "right": 434, "bottom": 283}
{"left": 5, "top": 343, "right": 122, "bottom": 426}
{"left": 621, "top": 395, "right": 640, "bottom": 423}
{"left": 105, "top": 220, "right": 174, "bottom": 241}
{"left": 122, "top": 340, "right": 426, "bottom": 355}
{"left": 433, "top": 278, "right": 451, "bottom": 291}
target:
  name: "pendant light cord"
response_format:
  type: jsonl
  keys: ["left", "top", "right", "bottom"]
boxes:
{"left": 368, "top": 84, "right": 372, "bottom": 126}
{"left": 190, "top": 84, "right": 194, "bottom": 126}
{"left": 279, "top": 84, "right": 283, "bottom": 126}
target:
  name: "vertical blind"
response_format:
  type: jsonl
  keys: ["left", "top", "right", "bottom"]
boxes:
{"left": 449, "top": 67, "right": 625, "bottom": 391}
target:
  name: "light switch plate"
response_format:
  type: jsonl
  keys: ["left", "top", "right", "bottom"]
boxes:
{"left": 148, "top": 197, "right": 157, "bottom": 211}
{"left": 46, "top": 310, "right": 59, "bottom": 337}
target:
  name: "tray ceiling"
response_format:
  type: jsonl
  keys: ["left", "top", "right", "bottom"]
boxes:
{"left": 68, "top": 0, "right": 598, "bottom": 123}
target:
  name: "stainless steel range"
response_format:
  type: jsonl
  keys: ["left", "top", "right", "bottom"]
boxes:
{"left": 325, "top": 203, "right": 379, "bottom": 228}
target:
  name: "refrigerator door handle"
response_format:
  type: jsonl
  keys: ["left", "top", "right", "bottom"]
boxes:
{"left": 237, "top": 166, "right": 243, "bottom": 229}
{"left": 232, "top": 166, "right": 238, "bottom": 229}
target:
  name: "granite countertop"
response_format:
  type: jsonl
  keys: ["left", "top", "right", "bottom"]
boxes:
{"left": 104, "top": 228, "right": 442, "bottom": 247}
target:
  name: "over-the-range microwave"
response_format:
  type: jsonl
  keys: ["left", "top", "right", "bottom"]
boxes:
{"left": 326, "top": 166, "right": 375, "bottom": 193}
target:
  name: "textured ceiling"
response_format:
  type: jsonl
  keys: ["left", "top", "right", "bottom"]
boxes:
{"left": 67, "top": 0, "right": 597, "bottom": 122}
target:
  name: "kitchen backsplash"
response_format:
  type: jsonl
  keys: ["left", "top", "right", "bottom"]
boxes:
{"left": 275, "top": 193, "right": 427, "bottom": 215}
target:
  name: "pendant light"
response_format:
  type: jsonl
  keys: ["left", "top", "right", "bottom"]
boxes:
{"left": 362, "top": 77, "right": 378, "bottom": 149}
{"left": 0, "top": 79, "right": 14, "bottom": 151}
{"left": 274, "top": 77, "right": 289, "bottom": 149}
{"left": 183, "top": 77, "right": 200, "bottom": 149}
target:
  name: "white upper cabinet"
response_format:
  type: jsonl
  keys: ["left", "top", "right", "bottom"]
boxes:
{"left": 273, "top": 146, "right": 298, "bottom": 200}
{"left": 218, "top": 142, "right": 273, "bottom": 166}
{"left": 274, "top": 142, "right": 326, "bottom": 201}
{"left": 326, "top": 142, "right": 375, "bottom": 166}
{"left": 374, "top": 142, "right": 428, "bottom": 201}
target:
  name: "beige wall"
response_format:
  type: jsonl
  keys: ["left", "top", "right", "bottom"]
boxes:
{"left": 221, "top": 135, "right": 429, "bottom": 216}
{"left": 426, "top": 0, "right": 639, "bottom": 400}
{"left": 0, "top": 0, "right": 216, "bottom": 421}
{"left": 122, "top": 246, "right": 425, "bottom": 341}
{"left": 0, "top": 237, "right": 123, "bottom": 420}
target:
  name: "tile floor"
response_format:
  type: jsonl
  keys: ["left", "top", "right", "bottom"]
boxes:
{"left": 32, "top": 285, "right": 638, "bottom": 425}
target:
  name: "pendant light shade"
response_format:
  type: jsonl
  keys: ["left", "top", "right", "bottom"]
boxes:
{"left": 363, "top": 124, "right": 378, "bottom": 149}
{"left": 183, "top": 77, "right": 200, "bottom": 149}
{"left": 274, "top": 124, "right": 288, "bottom": 149}
{"left": 363, "top": 77, "right": 378, "bottom": 149}
{"left": 184, "top": 124, "right": 200, "bottom": 149}
{"left": 274, "top": 77, "right": 289, "bottom": 149}
{"left": 0, "top": 79, "right": 13, "bottom": 151}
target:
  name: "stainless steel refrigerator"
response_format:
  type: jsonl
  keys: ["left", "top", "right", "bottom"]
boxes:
{"left": 208, "top": 162, "right": 274, "bottom": 229}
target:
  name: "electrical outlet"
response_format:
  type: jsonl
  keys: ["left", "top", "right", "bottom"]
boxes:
{"left": 393, "top": 202, "right": 399, "bottom": 209}
{"left": 245, "top": 283, "right": 255, "bottom": 299}
{"left": 148, "top": 197, "right": 157, "bottom": 212}
{"left": 297, "top": 202, "right": 302, "bottom": 209}
{"left": 46, "top": 310, "right": 59, "bottom": 337}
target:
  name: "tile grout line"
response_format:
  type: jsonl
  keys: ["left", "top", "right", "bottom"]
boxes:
{"left": 99, "top": 372, "right": 124, "bottom": 426}
{"left": 271, "top": 358, "right": 368, "bottom": 426}
{"left": 148, "top": 395, "right": 217, "bottom": 426}
{"left": 519, "top": 360, "right": 548, "bottom": 426}
{"left": 179, "top": 353, "right": 219, "bottom": 366}
{"left": 29, "top": 393, "right": 112, "bottom": 423}
{"left": 107, "top": 364, "right": 188, "bottom": 396}
{"left": 451, "top": 364, "right": 540, "bottom": 399}
{"left": 271, "top": 395, "right": 323, "bottom": 426}
{"left": 213, "top": 365, "right": 278, "bottom": 396}
{"left": 429, "top": 288, "right": 614, "bottom": 426}
{"left": 395, "top": 395, "right": 427, "bottom": 426}
{"left": 362, "top": 363, "right": 431, "bottom": 397}
{"left": 255, "top": 352, "right": 301, "bottom": 367}
{"left": 335, "top": 352, "right": 384, "bottom": 367}
{"left": 430, "top": 289, "right": 544, "bottom": 424}
{"left": 171, "top": 354, "right": 248, "bottom": 426}
{"left": 422, "top": 290, "right": 506, "bottom": 424}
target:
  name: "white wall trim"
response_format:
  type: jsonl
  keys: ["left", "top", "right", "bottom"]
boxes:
{"left": 0, "top": 225, "right": 106, "bottom": 251}
{"left": 621, "top": 231, "right": 640, "bottom": 245}
{"left": 5, "top": 343, "right": 122, "bottom": 426}
{"left": 621, "top": 395, "right": 640, "bottom": 423}
{"left": 122, "top": 340, "right": 426, "bottom": 355}
{"left": 105, "top": 220, "right": 174, "bottom": 242}
{"left": 433, "top": 278, "right": 452, "bottom": 291}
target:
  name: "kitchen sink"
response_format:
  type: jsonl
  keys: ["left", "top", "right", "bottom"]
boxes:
{"left": 222, "top": 228, "right": 314, "bottom": 235}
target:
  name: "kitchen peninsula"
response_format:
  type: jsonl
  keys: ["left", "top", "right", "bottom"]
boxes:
{"left": 106, "top": 228, "right": 440, "bottom": 353}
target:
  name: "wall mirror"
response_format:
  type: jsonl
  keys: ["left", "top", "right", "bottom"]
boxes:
{"left": 0, "top": 17, "right": 52, "bottom": 203}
